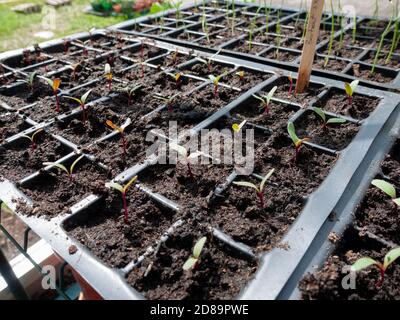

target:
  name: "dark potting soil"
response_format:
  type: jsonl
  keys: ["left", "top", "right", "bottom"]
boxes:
{"left": 9, "top": 51, "right": 49, "bottom": 69}
{"left": 362, "top": 51, "right": 400, "bottom": 69}
{"left": 314, "top": 56, "right": 349, "bottom": 72}
{"left": 184, "top": 62, "right": 233, "bottom": 78}
{"left": 350, "top": 64, "right": 395, "bottom": 84}
{"left": 232, "top": 40, "right": 267, "bottom": 55}
{"left": 0, "top": 73, "right": 22, "bottom": 86}
{"left": 320, "top": 43, "right": 363, "bottom": 59}
{"left": 262, "top": 48, "right": 301, "bottom": 62}
{"left": 315, "top": 89, "right": 380, "bottom": 120}
{"left": 65, "top": 191, "right": 179, "bottom": 268}
{"left": 0, "top": 113, "right": 31, "bottom": 143}
{"left": 150, "top": 52, "right": 189, "bottom": 68}
{"left": 20, "top": 96, "right": 77, "bottom": 123}
{"left": 381, "top": 139, "right": 400, "bottom": 186}
{"left": 295, "top": 111, "right": 360, "bottom": 151}
{"left": 24, "top": 60, "right": 67, "bottom": 75}
{"left": 189, "top": 86, "right": 241, "bottom": 112}
{"left": 231, "top": 98, "right": 298, "bottom": 133}
{"left": 121, "top": 45, "right": 166, "bottom": 61}
{"left": 18, "top": 160, "right": 108, "bottom": 218}
{"left": 253, "top": 33, "right": 287, "bottom": 47}
{"left": 0, "top": 134, "right": 70, "bottom": 182}
{"left": 221, "top": 68, "right": 272, "bottom": 91}
{"left": 0, "top": 81, "right": 53, "bottom": 109}
{"left": 137, "top": 163, "right": 233, "bottom": 206}
{"left": 299, "top": 228, "right": 400, "bottom": 300}
{"left": 127, "top": 223, "right": 257, "bottom": 300}
{"left": 176, "top": 32, "right": 203, "bottom": 42}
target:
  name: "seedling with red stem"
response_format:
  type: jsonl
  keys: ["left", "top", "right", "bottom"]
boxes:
{"left": 233, "top": 168, "right": 275, "bottom": 208}
{"left": 313, "top": 107, "right": 346, "bottom": 130}
{"left": 65, "top": 89, "right": 92, "bottom": 126}
{"left": 209, "top": 72, "right": 227, "bottom": 97}
{"left": 288, "top": 73, "right": 293, "bottom": 95}
{"left": 344, "top": 79, "right": 359, "bottom": 105}
{"left": 154, "top": 93, "right": 178, "bottom": 112}
{"left": 105, "top": 119, "right": 129, "bottom": 159}
{"left": 166, "top": 72, "right": 182, "bottom": 88}
{"left": 67, "top": 63, "right": 81, "bottom": 81}
{"left": 169, "top": 142, "right": 213, "bottom": 179}
{"left": 120, "top": 84, "right": 142, "bottom": 105}
{"left": 196, "top": 50, "right": 221, "bottom": 73}
{"left": 104, "top": 63, "right": 112, "bottom": 91}
{"left": 183, "top": 237, "right": 207, "bottom": 271}
{"left": 252, "top": 86, "right": 277, "bottom": 115}
{"left": 18, "top": 72, "right": 37, "bottom": 92}
{"left": 351, "top": 247, "right": 400, "bottom": 288}
{"left": 63, "top": 39, "right": 71, "bottom": 54}
{"left": 43, "top": 154, "right": 85, "bottom": 182}
{"left": 288, "top": 122, "right": 309, "bottom": 161}
{"left": 21, "top": 129, "right": 43, "bottom": 152}
{"left": 105, "top": 175, "right": 138, "bottom": 224}
{"left": 236, "top": 70, "right": 245, "bottom": 82}
{"left": 44, "top": 77, "right": 61, "bottom": 113}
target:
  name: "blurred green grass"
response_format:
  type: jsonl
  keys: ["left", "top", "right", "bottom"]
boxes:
{"left": 0, "top": 0, "right": 128, "bottom": 52}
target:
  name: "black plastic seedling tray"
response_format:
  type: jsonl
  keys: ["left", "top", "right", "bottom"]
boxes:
{"left": 1, "top": 29, "right": 400, "bottom": 299}
{"left": 109, "top": 0, "right": 400, "bottom": 91}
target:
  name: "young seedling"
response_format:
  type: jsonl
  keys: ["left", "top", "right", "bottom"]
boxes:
{"left": 169, "top": 142, "right": 212, "bottom": 179}
{"left": 154, "top": 93, "right": 178, "bottom": 112}
{"left": 252, "top": 86, "right": 278, "bottom": 115}
{"left": 21, "top": 129, "right": 43, "bottom": 152}
{"left": 344, "top": 79, "right": 359, "bottom": 105}
{"left": 67, "top": 63, "right": 81, "bottom": 82}
{"left": 104, "top": 63, "right": 112, "bottom": 91}
{"left": 120, "top": 84, "right": 142, "bottom": 105}
{"left": 371, "top": 179, "right": 400, "bottom": 207}
{"left": 166, "top": 72, "right": 182, "bottom": 88}
{"left": 63, "top": 39, "right": 71, "bottom": 55}
{"left": 232, "top": 120, "right": 247, "bottom": 132}
{"left": 208, "top": 72, "right": 227, "bottom": 97}
{"left": 233, "top": 168, "right": 275, "bottom": 208}
{"left": 288, "top": 122, "right": 309, "bottom": 161}
{"left": 105, "top": 175, "right": 138, "bottom": 224}
{"left": 351, "top": 247, "right": 400, "bottom": 287}
{"left": 43, "top": 154, "right": 85, "bottom": 182}
{"left": 313, "top": 107, "right": 346, "bottom": 129}
{"left": 18, "top": 72, "right": 37, "bottom": 92}
{"left": 183, "top": 237, "right": 207, "bottom": 271}
{"left": 232, "top": 69, "right": 244, "bottom": 81}
{"left": 105, "top": 120, "right": 128, "bottom": 158}
{"left": 196, "top": 50, "right": 221, "bottom": 73}
{"left": 288, "top": 73, "right": 294, "bottom": 96}
{"left": 264, "top": 0, "right": 272, "bottom": 34}
{"left": 248, "top": 7, "right": 261, "bottom": 51}
{"left": 324, "top": 0, "right": 336, "bottom": 67}
{"left": 64, "top": 89, "right": 92, "bottom": 126}
{"left": 44, "top": 77, "right": 61, "bottom": 113}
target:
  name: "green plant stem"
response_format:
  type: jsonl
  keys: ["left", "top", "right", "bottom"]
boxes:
{"left": 324, "top": 0, "right": 335, "bottom": 67}
{"left": 371, "top": 16, "right": 394, "bottom": 74}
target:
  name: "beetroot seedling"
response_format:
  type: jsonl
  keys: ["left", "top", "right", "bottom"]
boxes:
{"left": 236, "top": 70, "right": 245, "bottom": 82}
{"left": 154, "top": 93, "right": 178, "bottom": 112}
{"left": 66, "top": 63, "right": 81, "bottom": 81}
{"left": 166, "top": 72, "right": 182, "bottom": 88}
{"left": 183, "top": 237, "right": 207, "bottom": 271}
{"left": 63, "top": 39, "right": 71, "bottom": 54}
{"left": 120, "top": 84, "right": 142, "bottom": 105}
{"left": 371, "top": 179, "right": 400, "bottom": 207}
{"left": 105, "top": 175, "right": 138, "bottom": 224}
{"left": 21, "top": 129, "right": 43, "bottom": 152}
{"left": 232, "top": 120, "right": 247, "bottom": 132}
{"left": 252, "top": 86, "right": 278, "bottom": 115}
{"left": 233, "top": 168, "right": 275, "bottom": 208}
{"left": 351, "top": 247, "right": 400, "bottom": 287}
{"left": 44, "top": 77, "right": 61, "bottom": 113}
{"left": 196, "top": 50, "right": 221, "bottom": 73}
{"left": 169, "top": 142, "right": 213, "bottom": 179}
{"left": 65, "top": 89, "right": 93, "bottom": 126}
{"left": 209, "top": 72, "right": 227, "bottom": 97}
{"left": 105, "top": 120, "right": 128, "bottom": 158}
{"left": 344, "top": 79, "right": 359, "bottom": 105}
{"left": 18, "top": 72, "right": 37, "bottom": 92}
{"left": 288, "top": 122, "right": 309, "bottom": 161}
{"left": 313, "top": 107, "right": 346, "bottom": 129}
{"left": 104, "top": 63, "right": 112, "bottom": 91}
{"left": 43, "top": 154, "right": 84, "bottom": 182}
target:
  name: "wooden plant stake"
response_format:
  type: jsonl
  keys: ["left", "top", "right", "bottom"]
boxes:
{"left": 295, "top": 0, "right": 325, "bottom": 94}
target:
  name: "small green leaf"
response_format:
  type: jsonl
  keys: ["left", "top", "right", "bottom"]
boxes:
{"left": 105, "top": 182, "right": 124, "bottom": 193}
{"left": 252, "top": 94, "right": 266, "bottom": 104}
{"left": 266, "top": 86, "right": 277, "bottom": 103}
{"left": 393, "top": 198, "right": 400, "bottom": 206}
{"left": 233, "top": 181, "right": 260, "bottom": 192}
{"left": 344, "top": 82, "right": 353, "bottom": 97}
{"left": 123, "top": 175, "right": 138, "bottom": 193}
{"left": 43, "top": 77, "right": 53, "bottom": 88}
{"left": 43, "top": 162, "right": 69, "bottom": 177}
{"left": 64, "top": 96, "right": 82, "bottom": 105}
{"left": 350, "top": 257, "right": 379, "bottom": 272}
{"left": 326, "top": 118, "right": 347, "bottom": 125}
{"left": 287, "top": 122, "right": 300, "bottom": 145}
{"left": 81, "top": 89, "right": 92, "bottom": 104}
{"left": 183, "top": 257, "right": 198, "bottom": 271}
{"left": 70, "top": 155, "right": 85, "bottom": 176}
{"left": 383, "top": 247, "right": 400, "bottom": 269}
{"left": 260, "top": 168, "right": 275, "bottom": 193}
{"left": 193, "top": 237, "right": 207, "bottom": 258}
{"left": 313, "top": 107, "right": 326, "bottom": 123}
{"left": 350, "top": 79, "right": 359, "bottom": 94}
{"left": 371, "top": 179, "right": 397, "bottom": 199}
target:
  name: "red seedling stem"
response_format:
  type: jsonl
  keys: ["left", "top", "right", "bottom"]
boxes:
{"left": 294, "top": 145, "right": 301, "bottom": 162}
{"left": 54, "top": 91, "right": 60, "bottom": 113}
{"left": 108, "top": 78, "right": 112, "bottom": 91}
{"left": 80, "top": 103, "right": 87, "bottom": 125}
{"left": 214, "top": 84, "right": 218, "bottom": 97}
{"left": 31, "top": 141, "right": 36, "bottom": 152}
{"left": 168, "top": 103, "right": 173, "bottom": 112}
{"left": 120, "top": 134, "right": 127, "bottom": 159}
{"left": 187, "top": 163, "right": 194, "bottom": 179}
{"left": 140, "top": 43, "right": 144, "bottom": 59}
{"left": 289, "top": 79, "right": 293, "bottom": 95}
{"left": 63, "top": 41, "right": 69, "bottom": 54}
{"left": 264, "top": 102, "right": 269, "bottom": 115}
{"left": 348, "top": 95, "right": 353, "bottom": 105}
{"left": 122, "top": 192, "right": 128, "bottom": 223}
{"left": 376, "top": 268, "right": 386, "bottom": 288}
{"left": 257, "top": 191, "right": 265, "bottom": 208}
